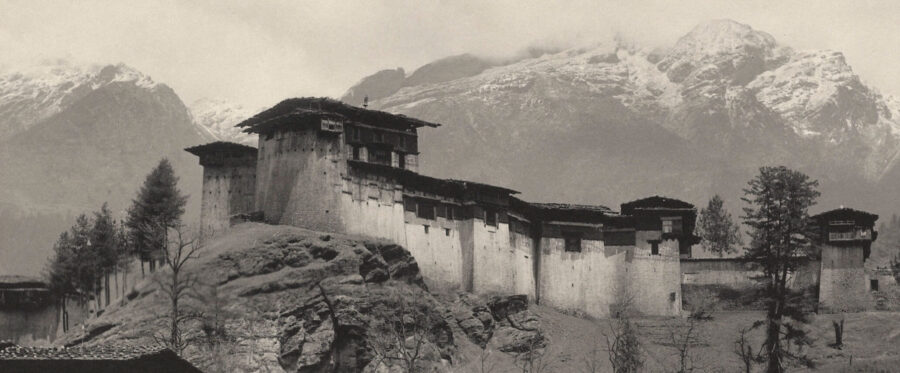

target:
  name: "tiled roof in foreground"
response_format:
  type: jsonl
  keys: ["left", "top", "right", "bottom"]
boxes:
{"left": 0, "top": 343, "right": 166, "bottom": 360}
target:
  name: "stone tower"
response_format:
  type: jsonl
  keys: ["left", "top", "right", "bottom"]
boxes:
{"left": 185, "top": 142, "right": 258, "bottom": 240}
{"left": 813, "top": 208, "right": 878, "bottom": 312}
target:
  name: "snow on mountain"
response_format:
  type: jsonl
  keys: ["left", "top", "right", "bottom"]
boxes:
{"left": 749, "top": 50, "right": 878, "bottom": 137}
{"left": 190, "top": 98, "right": 257, "bottom": 146}
{"left": 0, "top": 60, "right": 163, "bottom": 140}
{"left": 346, "top": 19, "right": 900, "bottom": 217}
{"left": 0, "top": 61, "right": 213, "bottom": 275}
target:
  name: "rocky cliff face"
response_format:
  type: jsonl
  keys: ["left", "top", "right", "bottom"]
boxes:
{"left": 345, "top": 19, "right": 900, "bottom": 216}
{"left": 55, "top": 224, "right": 545, "bottom": 372}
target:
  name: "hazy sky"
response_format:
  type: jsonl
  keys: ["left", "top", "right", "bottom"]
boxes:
{"left": 2, "top": 0, "right": 899, "bottom": 109}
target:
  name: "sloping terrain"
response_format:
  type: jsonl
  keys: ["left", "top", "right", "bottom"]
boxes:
{"left": 54, "top": 223, "right": 546, "bottom": 372}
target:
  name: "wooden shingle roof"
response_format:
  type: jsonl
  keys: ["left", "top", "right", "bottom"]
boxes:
{"left": 238, "top": 97, "right": 440, "bottom": 135}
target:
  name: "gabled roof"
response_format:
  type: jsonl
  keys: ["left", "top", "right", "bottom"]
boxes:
{"left": 812, "top": 207, "right": 879, "bottom": 226}
{"left": 184, "top": 141, "right": 257, "bottom": 157}
{"left": 620, "top": 196, "right": 695, "bottom": 215}
{"left": 237, "top": 97, "right": 440, "bottom": 134}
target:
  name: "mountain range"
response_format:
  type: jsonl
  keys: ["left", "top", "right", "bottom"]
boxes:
{"left": 2, "top": 19, "right": 899, "bottom": 275}
{"left": 342, "top": 20, "right": 900, "bottom": 220}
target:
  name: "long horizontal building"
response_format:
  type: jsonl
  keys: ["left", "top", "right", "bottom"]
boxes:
{"left": 185, "top": 97, "right": 715, "bottom": 317}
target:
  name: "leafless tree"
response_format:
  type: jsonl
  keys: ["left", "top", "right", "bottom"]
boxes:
{"left": 477, "top": 345, "right": 498, "bottom": 373}
{"left": 514, "top": 330, "right": 554, "bottom": 373}
{"left": 734, "top": 327, "right": 760, "bottom": 373}
{"left": 194, "top": 283, "right": 241, "bottom": 372}
{"left": 368, "top": 291, "right": 436, "bottom": 373}
{"left": 666, "top": 317, "right": 705, "bottom": 373}
{"left": 603, "top": 285, "right": 643, "bottom": 373}
{"left": 149, "top": 223, "right": 202, "bottom": 354}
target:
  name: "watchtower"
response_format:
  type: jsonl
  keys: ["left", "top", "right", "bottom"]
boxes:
{"left": 813, "top": 207, "right": 878, "bottom": 312}
{"left": 185, "top": 142, "right": 258, "bottom": 240}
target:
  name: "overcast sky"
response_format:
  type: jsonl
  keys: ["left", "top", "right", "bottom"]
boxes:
{"left": 2, "top": 0, "right": 899, "bottom": 109}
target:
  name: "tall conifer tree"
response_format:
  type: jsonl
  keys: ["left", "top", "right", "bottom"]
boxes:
{"left": 741, "top": 166, "right": 819, "bottom": 372}
{"left": 697, "top": 195, "right": 743, "bottom": 256}
{"left": 126, "top": 159, "right": 187, "bottom": 271}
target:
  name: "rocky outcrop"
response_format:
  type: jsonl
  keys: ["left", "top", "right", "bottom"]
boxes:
{"left": 54, "top": 223, "right": 544, "bottom": 372}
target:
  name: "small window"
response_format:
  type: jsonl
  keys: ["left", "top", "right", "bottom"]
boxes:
{"left": 446, "top": 205, "right": 455, "bottom": 220}
{"left": 417, "top": 201, "right": 435, "bottom": 220}
{"left": 485, "top": 209, "right": 497, "bottom": 227}
{"left": 445, "top": 228, "right": 451, "bottom": 236}
{"left": 662, "top": 220, "right": 673, "bottom": 233}
{"left": 424, "top": 225, "right": 429, "bottom": 234}
{"left": 651, "top": 242, "right": 660, "bottom": 255}
{"left": 403, "top": 198, "right": 417, "bottom": 212}
{"left": 352, "top": 146, "right": 360, "bottom": 160}
{"left": 564, "top": 232, "right": 582, "bottom": 252}
{"left": 871, "top": 279, "right": 879, "bottom": 291}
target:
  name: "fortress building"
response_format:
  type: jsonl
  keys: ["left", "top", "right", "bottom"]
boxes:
{"left": 187, "top": 97, "right": 884, "bottom": 316}
{"left": 186, "top": 98, "right": 698, "bottom": 317}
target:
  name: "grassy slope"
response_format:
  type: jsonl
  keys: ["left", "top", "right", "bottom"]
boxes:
{"left": 460, "top": 308, "right": 900, "bottom": 372}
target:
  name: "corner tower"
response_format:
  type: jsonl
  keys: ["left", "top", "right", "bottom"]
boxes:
{"left": 813, "top": 207, "right": 878, "bottom": 312}
{"left": 185, "top": 142, "right": 258, "bottom": 240}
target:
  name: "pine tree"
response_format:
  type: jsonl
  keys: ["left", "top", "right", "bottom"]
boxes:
{"left": 92, "top": 203, "right": 120, "bottom": 271}
{"left": 126, "top": 159, "right": 188, "bottom": 272}
{"left": 696, "top": 195, "right": 743, "bottom": 257}
{"left": 741, "top": 166, "right": 819, "bottom": 372}
{"left": 46, "top": 214, "right": 103, "bottom": 299}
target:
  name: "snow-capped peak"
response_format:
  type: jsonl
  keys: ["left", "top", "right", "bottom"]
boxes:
{"left": 0, "top": 60, "right": 163, "bottom": 139}
{"left": 190, "top": 98, "right": 258, "bottom": 146}
{"left": 91, "top": 63, "right": 158, "bottom": 89}
{"left": 676, "top": 19, "right": 778, "bottom": 56}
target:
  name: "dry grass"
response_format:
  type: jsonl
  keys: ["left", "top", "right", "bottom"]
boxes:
{"left": 457, "top": 307, "right": 900, "bottom": 372}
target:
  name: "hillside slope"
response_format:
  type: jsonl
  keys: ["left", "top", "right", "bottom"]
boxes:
{"left": 55, "top": 224, "right": 900, "bottom": 372}
{"left": 55, "top": 223, "right": 546, "bottom": 372}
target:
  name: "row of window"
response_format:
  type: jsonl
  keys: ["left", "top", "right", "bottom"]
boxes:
{"left": 346, "top": 126, "right": 412, "bottom": 149}
{"left": 351, "top": 145, "right": 408, "bottom": 168}
{"left": 404, "top": 198, "right": 504, "bottom": 227}
{"left": 406, "top": 199, "right": 463, "bottom": 221}
{"left": 563, "top": 232, "right": 661, "bottom": 255}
